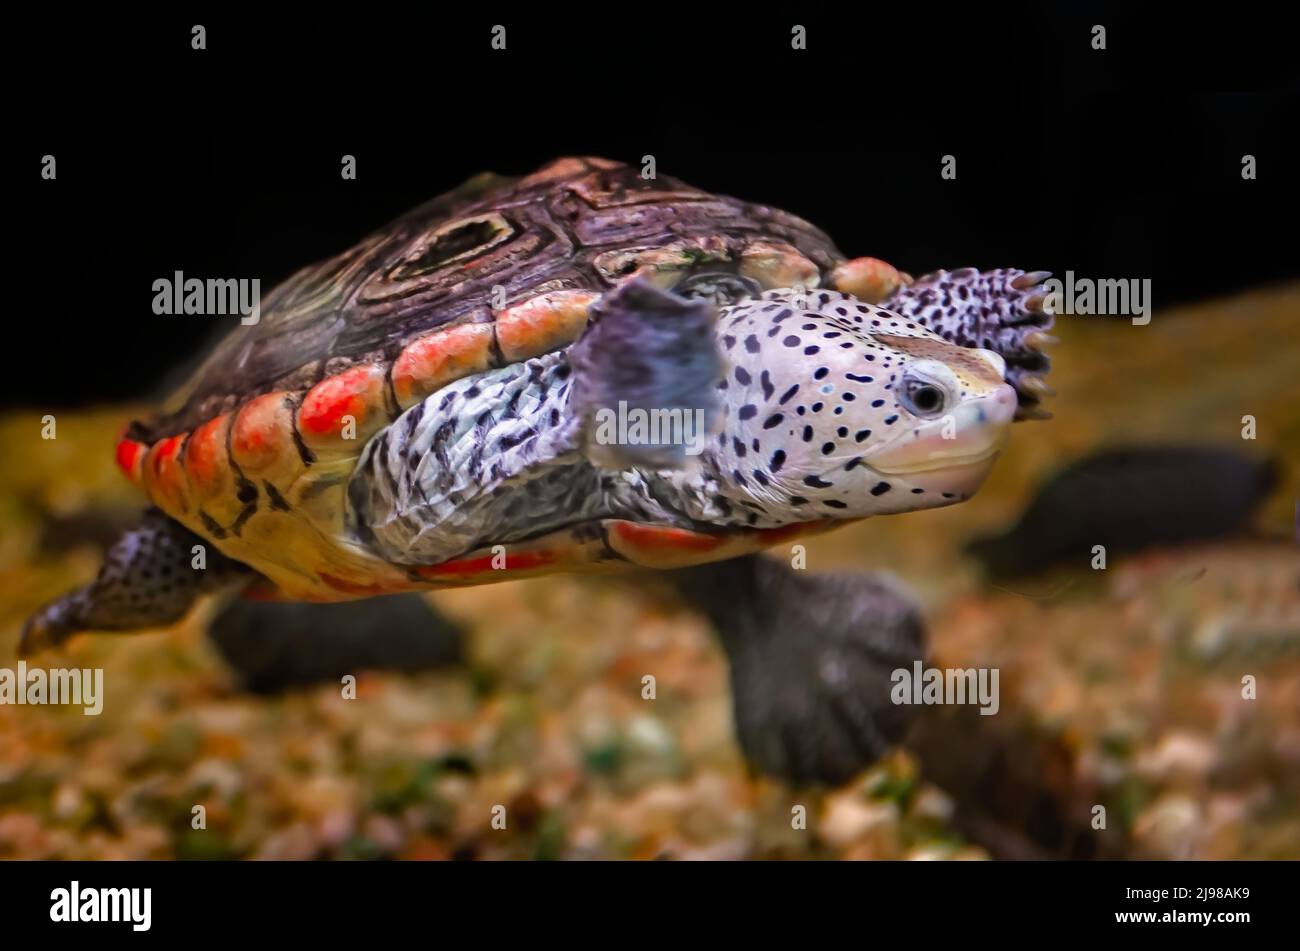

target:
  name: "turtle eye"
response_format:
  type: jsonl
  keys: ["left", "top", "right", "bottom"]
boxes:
{"left": 900, "top": 378, "right": 946, "bottom": 417}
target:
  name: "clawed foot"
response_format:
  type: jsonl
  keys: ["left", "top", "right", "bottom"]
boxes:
{"left": 666, "top": 555, "right": 926, "bottom": 786}
{"left": 18, "top": 593, "right": 89, "bottom": 656}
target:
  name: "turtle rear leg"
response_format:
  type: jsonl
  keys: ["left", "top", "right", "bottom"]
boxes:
{"left": 20, "top": 508, "right": 251, "bottom": 654}
{"left": 207, "top": 594, "right": 463, "bottom": 694}
{"left": 664, "top": 554, "right": 926, "bottom": 786}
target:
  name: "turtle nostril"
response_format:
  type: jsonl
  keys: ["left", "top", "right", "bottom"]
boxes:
{"left": 987, "top": 384, "right": 1018, "bottom": 422}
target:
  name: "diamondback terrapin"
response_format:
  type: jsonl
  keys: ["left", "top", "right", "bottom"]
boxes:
{"left": 23, "top": 156, "right": 1056, "bottom": 783}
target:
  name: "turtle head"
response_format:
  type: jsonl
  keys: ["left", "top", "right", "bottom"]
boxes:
{"left": 848, "top": 331, "right": 1016, "bottom": 508}
{"left": 711, "top": 288, "right": 1016, "bottom": 521}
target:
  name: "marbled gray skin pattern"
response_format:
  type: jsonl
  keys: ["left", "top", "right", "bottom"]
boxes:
{"left": 352, "top": 352, "right": 596, "bottom": 564}
{"left": 349, "top": 347, "right": 725, "bottom": 565}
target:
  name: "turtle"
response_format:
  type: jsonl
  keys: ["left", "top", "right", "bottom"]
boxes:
{"left": 21, "top": 156, "right": 1056, "bottom": 784}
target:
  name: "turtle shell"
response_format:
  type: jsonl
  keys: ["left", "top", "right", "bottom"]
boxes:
{"left": 132, "top": 156, "right": 844, "bottom": 445}
{"left": 115, "top": 156, "right": 850, "bottom": 597}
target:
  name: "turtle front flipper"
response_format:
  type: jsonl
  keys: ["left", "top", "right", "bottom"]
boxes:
{"left": 665, "top": 554, "right": 925, "bottom": 786}
{"left": 569, "top": 276, "right": 722, "bottom": 470}
{"left": 881, "top": 268, "right": 1057, "bottom": 419}
{"left": 20, "top": 509, "right": 252, "bottom": 655}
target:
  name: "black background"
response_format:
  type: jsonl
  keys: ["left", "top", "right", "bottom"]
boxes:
{"left": 0, "top": 857, "right": 1287, "bottom": 938}
{"left": 10, "top": 4, "right": 1296, "bottom": 408}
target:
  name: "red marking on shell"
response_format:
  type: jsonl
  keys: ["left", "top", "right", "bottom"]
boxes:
{"left": 152, "top": 435, "right": 184, "bottom": 476}
{"left": 115, "top": 438, "right": 145, "bottom": 483}
{"left": 231, "top": 392, "right": 293, "bottom": 473}
{"left": 391, "top": 323, "right": 495, "bottom": 409}
{"left": 318, "top": 572, "right": 404, "bottom": 598}
{"left": 753, "top": 522, "right": 822, "bottom": 544}
{"left": 830, "top": 257, "right": 907, "bottom": 303}
{"left": 495, "top": 291, "right": 595, "bottom": 362}
{"left": 145, "top": 434, "right": 189, "bottom": 515}
{"left": 417, "top": 550, "right": 558, "bottom": 578}
{"left": 298, "top": 364, "right": 387, "bottom": 445}
{"left": 610, "top": 522, "right": 726, "bottom": 554}
{"left": 184, "top": 413, "right": 231, "bottom": 494}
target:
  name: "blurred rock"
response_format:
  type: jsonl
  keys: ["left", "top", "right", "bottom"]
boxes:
{"left": 207, "top": 594, "right": 463, "bottom": 693}
{"left": 965, "top": 446, "right": 1278, "bottom": 579}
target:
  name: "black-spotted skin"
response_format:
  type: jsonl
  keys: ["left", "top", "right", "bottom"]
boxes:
{"left": 694, "top": 289, "right": 1006, "bottom": 525}
{"left": 19, "top": 509, "right": 251, "bottom": 654}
